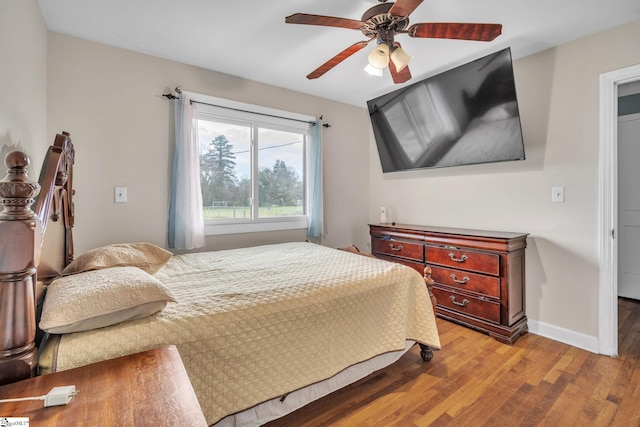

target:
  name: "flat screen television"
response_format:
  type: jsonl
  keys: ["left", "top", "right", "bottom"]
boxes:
{"left": 368, "top": 47, "right": 525, "bottom": 173}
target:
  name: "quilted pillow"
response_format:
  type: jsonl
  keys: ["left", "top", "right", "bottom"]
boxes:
{"left": 62, "top": 242, "right": 172, "bottom": 275}
{"left": 40, "top": 266, "right": 176, "bottom": 334}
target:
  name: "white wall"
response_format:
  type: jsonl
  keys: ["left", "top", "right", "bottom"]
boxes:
{"left": 369, "top": 19, "right": 640, "bottom": 349}
{"left": 46, "top": 33, "right": 371, "bottom": 255}
{"left": 0, "top": 0, "right": 47, "bottom": 175}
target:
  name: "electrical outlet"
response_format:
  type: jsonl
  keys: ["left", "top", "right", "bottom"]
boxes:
{"left": 115, "top": 187, "right": 127, "bottom": 203}
{"left": 551, "top": 186, "right": 564, "bottom": 203}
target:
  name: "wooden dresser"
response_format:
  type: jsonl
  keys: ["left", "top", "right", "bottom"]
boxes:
{"left": 370, "top": 224, "right": 528, "bottom": 344}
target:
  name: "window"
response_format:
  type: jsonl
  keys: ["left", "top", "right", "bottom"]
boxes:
{"left": 194, "top": 95, "right": 312, "bottom": 235}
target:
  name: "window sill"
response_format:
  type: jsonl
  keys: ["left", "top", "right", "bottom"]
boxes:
{"left": 204, "top": 218, "right": 308, "bottom": 236}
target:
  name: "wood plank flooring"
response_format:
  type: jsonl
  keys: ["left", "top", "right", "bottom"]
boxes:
{"left": 266, "top": 297, "right": 640, "bottom": 426}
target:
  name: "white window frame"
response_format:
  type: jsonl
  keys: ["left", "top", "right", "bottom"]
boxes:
{"left": 193, "top": 93, "right": 313, "bottom": 236}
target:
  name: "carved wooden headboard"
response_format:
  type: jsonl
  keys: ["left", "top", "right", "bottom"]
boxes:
{"left": 0, "top": 132, "right": 75, "bottom": 385}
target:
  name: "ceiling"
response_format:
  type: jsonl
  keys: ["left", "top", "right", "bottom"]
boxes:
{"left": 38, "top": 0, "right": 640, "bottom": 107}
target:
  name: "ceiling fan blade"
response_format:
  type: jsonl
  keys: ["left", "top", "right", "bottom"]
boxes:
{"left": 389, "top": 0, "right": 424, "bottom": 17}
{"left": 408, "top": 23, "right": 502, "bottom": 41}
{"left": 307, "top": 40, "right": 372, "bottom": 80}
{"left": 285, "top": 13, "right": 364, "bottom": 30}
{"left": 389, "top": 60, "right": 412, "bottom": 84}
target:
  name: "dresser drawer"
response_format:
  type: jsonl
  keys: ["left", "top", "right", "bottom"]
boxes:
{"left": 432, "top": 286, "right": 501, "bottom": 324}
{"left": 430, "top": 266, "right": 500, "bottom": 298}
{"left": 427, "top": 246, "right": 499, "bottom": 276}
{"left": 372, "top": 237, "right": 424, "bottom": 262}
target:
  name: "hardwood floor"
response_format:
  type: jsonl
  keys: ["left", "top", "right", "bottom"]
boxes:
{"left": 266, "top": 298, "right": 640, "bottom": 426}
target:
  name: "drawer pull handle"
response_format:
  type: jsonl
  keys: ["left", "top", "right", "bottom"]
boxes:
{"left": 450, "top": 295, "right": 470, "bottom": 307}
{"left": 448, "top": 253, "right": 468, "bottom": 263}
{"left": 450, "top": 274, "right": 470, "bottom": 284}
{"left": 389, "top": 243, "right": 403, "bottom": 252}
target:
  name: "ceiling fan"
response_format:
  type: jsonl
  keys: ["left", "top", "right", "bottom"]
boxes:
{"left": 285, "top": 0, "right": 502, "bottom": 84}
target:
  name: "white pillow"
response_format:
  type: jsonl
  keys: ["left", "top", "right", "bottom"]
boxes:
{"left": 63, "top": 242, "right": 172, "bottom": 276}
{"left": 40, "top": 266, "right": 176, "bottom": 334}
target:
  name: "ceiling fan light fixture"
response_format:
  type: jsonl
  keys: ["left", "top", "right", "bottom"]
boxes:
{"left": 390, "top": 46, "right": 412, "bottom": 72}
{"left": 364, "top": 63, "right": 384, "bottom": 76}
{"left": 367, "top": 43, "right": 390, "bottom": 69}
{"left": 286, "top": 2, "right": 502, "bottom": 84}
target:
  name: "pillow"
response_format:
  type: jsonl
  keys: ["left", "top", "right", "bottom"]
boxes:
{"left": 63, "top": 242, "right": 172, "bottom": 276}
{"left": 40, "top": 266, "right": 177, "bottom": 334}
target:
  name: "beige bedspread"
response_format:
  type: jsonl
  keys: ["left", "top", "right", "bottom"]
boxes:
{"left": 42, "top": 242, "right": 440, "bottom": 425}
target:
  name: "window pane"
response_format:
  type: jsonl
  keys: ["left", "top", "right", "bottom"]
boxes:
{"left": 257, "top": 128, "right": 304, "bottom": 218}
{"left": 198, "top": 120, "right": 252, "bottom": 220}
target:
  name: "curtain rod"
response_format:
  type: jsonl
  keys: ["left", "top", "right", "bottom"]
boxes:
{"left": 162, "top": 87, "right": 330, "bottom": 128}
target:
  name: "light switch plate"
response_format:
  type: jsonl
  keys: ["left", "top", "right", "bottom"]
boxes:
{"left": 551, "top": 186, "right": 564, "bottom": 203}
{"left": 115, "top": 187, "right": 127, "bottom": 203}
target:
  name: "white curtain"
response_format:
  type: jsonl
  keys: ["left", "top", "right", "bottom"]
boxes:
{"left": 307, "top": 119, "right": 324, "bottom": 239}
{"left": 168, "top": 92, "right": 205, "bottom": 249}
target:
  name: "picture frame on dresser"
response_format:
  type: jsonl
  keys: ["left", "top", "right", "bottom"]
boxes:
{"left": 370, "top": 223, "right": 529, "bottom": 344}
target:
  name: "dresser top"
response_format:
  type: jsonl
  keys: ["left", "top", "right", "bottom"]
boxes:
{"left": 370, "top": 223, "right": 529, "bottom": 241}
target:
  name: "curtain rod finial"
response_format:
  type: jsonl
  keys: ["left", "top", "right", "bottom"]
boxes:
{"left": 162, "top": 86, "right": 182, "bottom": 100}
{"left": 318, "top": 115, "right": 330, "bottom": 127}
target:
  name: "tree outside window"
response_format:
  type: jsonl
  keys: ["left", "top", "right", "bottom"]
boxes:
{"left": 198, "top": 115, "right": 306, "bottom": 223}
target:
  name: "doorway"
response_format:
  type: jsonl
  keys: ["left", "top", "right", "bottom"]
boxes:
{"left": 599, "top": 64, "right": 640, "bottom": 357}
{"left": 618, "top": 109, "right": 640, "bottom": 300}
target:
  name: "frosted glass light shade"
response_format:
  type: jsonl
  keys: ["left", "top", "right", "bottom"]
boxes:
{"left": 368, "top": 43, "right": 390, "bottom": 69}
{"left": 364, "top": 64, "right": 383, "bottom": 76}
{"left": 390, "top": 46, "right": 412, "bottom": 72}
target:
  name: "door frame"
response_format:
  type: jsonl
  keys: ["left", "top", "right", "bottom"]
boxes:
{"left": 599, "top": 63, "right": 640, "bottom": 356}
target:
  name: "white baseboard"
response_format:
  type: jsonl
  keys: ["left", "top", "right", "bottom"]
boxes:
{"left": 527, "top": 319, "right": 600, "bottom": 354}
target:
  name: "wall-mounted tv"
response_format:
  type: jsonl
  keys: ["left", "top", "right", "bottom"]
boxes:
{"left": 368, "top": 47, "right": 525, "bottom": 173}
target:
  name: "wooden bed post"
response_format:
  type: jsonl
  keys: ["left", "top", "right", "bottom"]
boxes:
{"left": 0, "top": 151, "right": 42, "bottom": 385}
{"left": 419, "top": 265, "right": 437, "bottom": 362}
{"left": 0, "top": 132, "right": 74, "bottom": 385}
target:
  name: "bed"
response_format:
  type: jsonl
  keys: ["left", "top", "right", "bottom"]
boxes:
{"left": 0, "top": 132, "right": 441, "bottom": 426}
